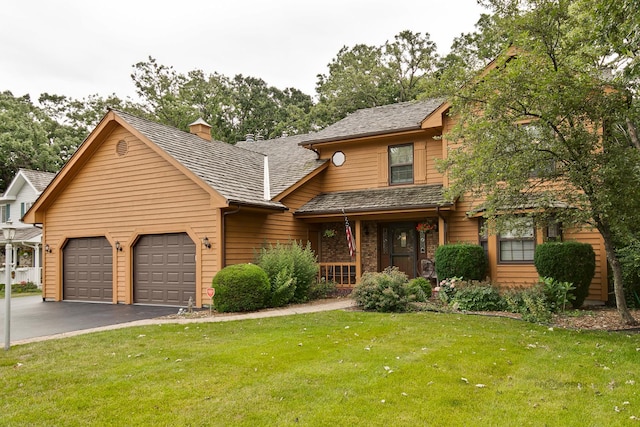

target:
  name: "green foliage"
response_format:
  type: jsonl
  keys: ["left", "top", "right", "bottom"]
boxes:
{"left": 0, "top": 281, "right": 39, "bottom": 293}
{"left": 452, "top": 282, "right": 505, "bottom": 311}
{"left": 408, "top": 277, "right": 432, "bottom": 299}
{"left": 351, "top": 267, "right": 426, "bottom": 312}
{"left": 616, "top": 241, "right": 640, "bottom": 308}
{"left": 307, "top": 279, "right": 337, "bottom": 300}
{"left": 435, "top": 276, "right": 461, "bottom": 304}
{"left": 435, "top": 243, "right": 488, "bottom": 281}
{"left": 267, "top": 267, "right": 296, "bottom": 308}
{"left": 540, "top": 276, "right": 575, "bottom": 313}
{"left": 256, "top": 240, "right": 319, "bottom": 304}
{"left": 534, "top": 241, "right": 595, "bottom": 308}
{"left": 503, "top": 287, "right": 553, "bottom": 324}
{"left": 314, "top": 30, "right": 439, "bottom": 126}
{"left": 212, "top": 264, "right": 270, "bottom": 313}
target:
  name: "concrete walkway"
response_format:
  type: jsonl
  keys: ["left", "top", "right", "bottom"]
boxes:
{"left": 10, "top": 297, "right": 357, "bottom": 346}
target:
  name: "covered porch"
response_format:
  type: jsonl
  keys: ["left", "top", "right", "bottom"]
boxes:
{"left": 295, "top": 185, "right": 453, "bottom": 289}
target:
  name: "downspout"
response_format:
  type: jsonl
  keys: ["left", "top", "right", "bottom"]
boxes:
{"left": 221, "top": 206, "right": 241, "bottom": 268}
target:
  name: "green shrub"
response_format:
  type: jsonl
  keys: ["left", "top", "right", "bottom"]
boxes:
{"left": 452, "top": 282, "right": 505, "bottom": 311}
{"left": 503, "top": 287, "right": 552, "bottom": 323}
{"left": 212, "top": 264, "right": 270, "bottom": 313}
{"left": 307, "top": 279, "right": 337, "bottom": 300}
{"left": 408, "top": 277, "right": 432, "bottom": 299}
{"left": 268, "top": 267, "right": 296, "bottom": 308}
{"left": 435, "top": 277, "right": 462, "bottom": 304}
{"left": 351, "top": 267, "right": 425, "bottom": 312}
{"left": 0, "top": 281, "right": 40, "bottom": 293}
{"left": 534, "top": 241, "right": 595, "bottom": 308}
{"left": 540, "top": 276, "right": 575, "bottom": 313}
{"left": 435, "top": 244, "right": 488, "bottom": 281}
{"left": 617, "top": 241, "right": 640, "bottom": 308}
{"left": 256, "top": 240, "right": 319, "bottom": 303}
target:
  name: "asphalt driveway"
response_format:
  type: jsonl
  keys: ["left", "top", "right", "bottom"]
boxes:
{"left": 0, "top": 296, "right": 179, "bottom": 344}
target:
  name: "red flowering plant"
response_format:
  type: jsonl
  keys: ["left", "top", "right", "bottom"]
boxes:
{"left": 416, "top": 220, "right": 437, "bottom": 233}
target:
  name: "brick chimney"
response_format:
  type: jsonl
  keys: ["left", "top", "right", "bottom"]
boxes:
{"left": 189, "top": 118, "right": 212, "bottom": 141}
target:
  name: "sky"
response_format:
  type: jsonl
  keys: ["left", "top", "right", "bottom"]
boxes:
{"left": 1, "top": 0, "right": 487, "bottom": 102}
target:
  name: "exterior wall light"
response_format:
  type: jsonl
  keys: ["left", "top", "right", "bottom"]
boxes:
{"left": 203, "top": 237, "right": 211, "bottom": 249}
{"left": 115, "top": 241, "right": 123, "bottom": 252}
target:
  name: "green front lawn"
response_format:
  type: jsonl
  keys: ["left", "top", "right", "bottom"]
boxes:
{"left": 1, "top": 311, "right": 639, "bottom": 426}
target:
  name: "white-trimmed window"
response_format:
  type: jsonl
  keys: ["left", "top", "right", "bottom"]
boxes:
{"left": 1, "top": 204, "right": 10, "bottom": 223}
{"left": 499, "top": 218, "right": 535, "bottom": 263}
{"left": 389, "top": 144, "right": 413, "bottom": 185}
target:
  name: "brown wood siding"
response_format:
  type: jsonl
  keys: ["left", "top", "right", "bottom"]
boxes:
{"left": 224, "top": 176, "right": 324, "bottom": 266}
{"left": 41, "top": 126, "right": 220, "bottom": 306}
{"left": 563, "top": 227, "right": 608, "bottom": 301}
{"left": 317, "top": 132, "right": 443, "bottom": 193}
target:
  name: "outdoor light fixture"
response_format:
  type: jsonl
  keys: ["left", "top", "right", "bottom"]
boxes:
{"left": 203, "top": 237, "right": 211, "bottom": 249}
{"left": 4, "top": 219, "right": 16, "bottom": 350}
{"left": 2, "top": 220, "right": 16, "bottom": 241}
{"left": 44, "top": 244, "right": 52, "bottom": 253}
{"left": 115, "top": 241, "right": 123, "bottom": 252}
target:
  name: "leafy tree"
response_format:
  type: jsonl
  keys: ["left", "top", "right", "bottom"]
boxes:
{"left": 0, "top": 91, "right": 82, "bottom": 191}
{"left": 441, "top": 0, "right": 640, "bottom": 324}
{"left": 130, "top": 57, "right": 314, "bottom": 142}
{"left": 314, "top": 30, "right": 440, "bottom": 126}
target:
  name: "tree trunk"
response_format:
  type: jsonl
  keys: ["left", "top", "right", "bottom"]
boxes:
{"left": 600, "top": 226, "right": 638, "bottom": 325}
{"left": 626, "top": 118, "right": 640, "bottom": 151}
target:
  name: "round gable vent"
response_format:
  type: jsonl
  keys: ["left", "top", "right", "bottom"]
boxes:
{"left": 116, "top": 140, "right": 129, "bottom": 157}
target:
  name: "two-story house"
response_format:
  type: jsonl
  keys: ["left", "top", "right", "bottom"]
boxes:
{"left": 1, "top": 168, "right": 56, "bottom": 287}
{"left": 22, "top": 98, "right": 607, "bottom": 307}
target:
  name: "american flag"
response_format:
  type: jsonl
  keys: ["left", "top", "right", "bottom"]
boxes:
{"left": 344, "top": 214, "right": 355, "bottom": 258}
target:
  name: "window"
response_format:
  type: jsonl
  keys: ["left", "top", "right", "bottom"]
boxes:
{"left": 1, "top": 204, "right": 10, "bottom": 223}
{"left": 499, "top": 218, "right": 535, "bottom": 263}
{"left": 389, "top": 144, "right": 413, "bottom": 185}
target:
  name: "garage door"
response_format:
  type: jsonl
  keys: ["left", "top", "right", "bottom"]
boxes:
{"left": 63, "top": 237, "right": 113, "bottom": 302}
{"left": 134, "top": 233, "right": 196, "bottom": 306}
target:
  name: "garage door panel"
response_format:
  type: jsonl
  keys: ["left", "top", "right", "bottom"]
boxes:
{"left": 63, "top": 237, "right": 113, "bottom": 302}
{"left": 134, "top": 233, "right": 196, "bottom": 306}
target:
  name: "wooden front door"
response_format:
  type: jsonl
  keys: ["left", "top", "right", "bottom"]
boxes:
{"left": 381, "top": 223, "right": 417, "bottom": 279}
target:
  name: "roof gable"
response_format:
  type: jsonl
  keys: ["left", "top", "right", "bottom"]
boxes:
{"left": 113, "top": 111, "right": 284, "bottom": 209}
{"left": 300, "top": 98, "right": 446, "bottom": 145}
{"left": 236, "top": 133, "right": 327, "bottom": 199}
{"left": 1, "top": 168, "right": 55, "bottom": 200}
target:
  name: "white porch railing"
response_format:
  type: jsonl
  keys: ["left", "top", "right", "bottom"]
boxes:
{"left": 0, "top": 267, "right": 41, "bottom": 288}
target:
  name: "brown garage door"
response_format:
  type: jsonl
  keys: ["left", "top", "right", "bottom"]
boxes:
{"left": 134, "top": 233, "right": 196, "bottom": 306}
{"left": 63, "top": 237, "right": 113, "bottom": 302}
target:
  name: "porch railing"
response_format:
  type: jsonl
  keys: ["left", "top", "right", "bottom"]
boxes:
{"left": 318, "top": 262, "right": 357, "bottom": 287}
{"left": 0, "top": 267, "right": 41, "bottom": 288}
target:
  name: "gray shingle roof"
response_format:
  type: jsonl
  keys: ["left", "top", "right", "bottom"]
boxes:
{"left": 236, "top": 134, "right": 326, "bottom": 198}
{"left": 20, "top": 169, "right": 56, "bottom": 192}
{"left": 295, "top": 184, "right": 452, "bottom": 216}
{"left": 300, "top": 98, "right": 446, "bottom": 145}
{"left": 114, "top": 111, "right": 285, "bottom": 209}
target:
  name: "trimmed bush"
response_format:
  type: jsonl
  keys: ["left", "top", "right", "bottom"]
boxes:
{"left": 212, "top": 264, "right": 270, "bottom": 313}
{"left": 534, "top": 241, "right": 595, "bottom": 308}
{"left": 256, "top": 240, "right": 319, "bottom": 303}
{"left": 351, "top": 267, "right": 426, "bottom": 312}
{"left": 435, "top": 244, "right": 488, "bottom": 281}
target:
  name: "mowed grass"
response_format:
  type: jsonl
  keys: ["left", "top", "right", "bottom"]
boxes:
{"left": 1, "top": 310, "right": 639, "bottom": 426}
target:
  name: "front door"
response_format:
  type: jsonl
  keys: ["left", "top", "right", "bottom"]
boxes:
{"left": 381, "top": 223, "right": 417, "bottom": 279}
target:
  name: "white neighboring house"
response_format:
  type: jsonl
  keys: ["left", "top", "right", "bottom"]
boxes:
{"left": 1, "top": 169, "right": 56, "bottom": 288}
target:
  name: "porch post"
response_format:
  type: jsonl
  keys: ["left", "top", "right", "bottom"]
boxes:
{"left": 355, "top": 219, "right": 362, "bottom": 284}
{"left": 34, "top": 243, "right": 41, "bottom": 288}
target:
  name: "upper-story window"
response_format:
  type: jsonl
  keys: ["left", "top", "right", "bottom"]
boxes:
{"left": 1, "top": 204, "right": 10, "bottom": 223}
{"left": 389, "top": 143, "right": 413, "bottom": 185}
